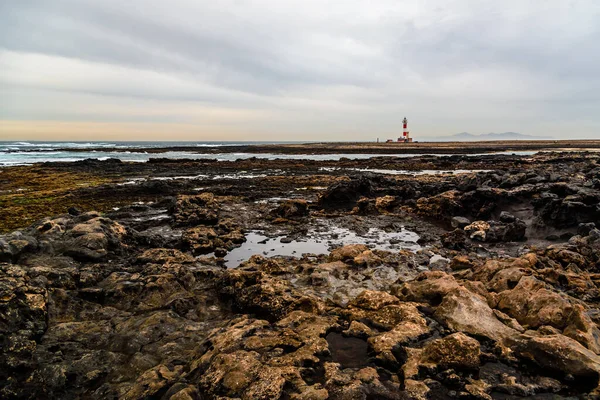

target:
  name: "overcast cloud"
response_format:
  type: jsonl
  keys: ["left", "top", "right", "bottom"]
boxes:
{"left": 1, "top": 0, "right": 599, "bottom": 141}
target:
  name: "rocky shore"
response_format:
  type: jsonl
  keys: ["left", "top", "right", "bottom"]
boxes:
{"left": 2, "top": 150, "right": 600, "bottom": 399}
{"left": 9, "top": 139, "right": 600, "bottom": 155}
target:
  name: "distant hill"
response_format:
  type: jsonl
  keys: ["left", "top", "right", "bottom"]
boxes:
{"left": 421, "top": 132, "right": 552, "bottom": 142}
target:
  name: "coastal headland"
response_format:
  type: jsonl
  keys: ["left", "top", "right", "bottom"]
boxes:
{"left": 2, "top": 142, "right": 600, "bottom": 398}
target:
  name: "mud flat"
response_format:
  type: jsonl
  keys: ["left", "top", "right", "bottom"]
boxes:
{"left": 2, "top": 149, "right": 600, "bottom": 398}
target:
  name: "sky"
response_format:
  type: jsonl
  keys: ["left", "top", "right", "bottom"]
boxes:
{"left": 1, "top": 0, "right": 599, "bottom": 141}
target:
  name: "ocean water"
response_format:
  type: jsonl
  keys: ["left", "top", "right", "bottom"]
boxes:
{"left": 0, "top": 141, "right": 537, "bottom": 166}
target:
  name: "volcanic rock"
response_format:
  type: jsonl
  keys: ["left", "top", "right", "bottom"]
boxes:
{"left": 318, "top": 177, "right": 374, "bottom": 210}
{"left": 271, "top": 199, "right": 309, "bottom": 219}
{"left": 420, "top": 332, "right": 481, "bottom": 370}
{"left": 173, "top": 193, "right": 219, "bottom": 226}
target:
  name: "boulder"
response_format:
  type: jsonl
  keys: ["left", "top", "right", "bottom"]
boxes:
{"left": 451, "top": 216, "right": 471, "bottom": 229}
{"left": 441, "top": 228, "right": 467, "bottom": 250}
{"left": 496, "top": 276, "right": 573, "bottom": 330}
{"left": 318, "top": 177, "right": 374, "bottom": 210}
{"left": 509, "top": 334, "right": 600, "bottom": 382}
{"left": 464, "top": 221, "right": 490, "bottom": 241}
{"left": 352, "top": 250, "right": 382, "bottom": 267}
{"left": 434, "top": 287, "right": 518, "bottom": 341}
{"left": 271, "top": 200, "right": 309, "bottom": 219}
{"left": 420, "top": 332, "right": 481, "bottom": 370}
{"left": 329, "top": 244, "right": 370, "bottom": 262}
{"left": 61, "top": 217, "right": 127, "bottom": 261}
{"left": 487, "top": 219, "right": 527, "bottom": 242}
{"left": 394, "top": 271, "right": 461, "bottom": 305}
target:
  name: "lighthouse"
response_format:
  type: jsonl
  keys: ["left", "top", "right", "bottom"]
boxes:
{"left": 398, "top": 117, "right": 413, "bottom": 142}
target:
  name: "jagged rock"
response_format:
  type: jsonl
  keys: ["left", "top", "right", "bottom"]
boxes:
{"left": 509, "top": 333, "right": 600, "bottom": 382}
{"left": 564, "top": 305, "right": 600, "bottom": 354}
{"left": 137, "top": 248, "right": 194, "bottom": 264}
{"left": 464, "top": 221, "right": 490, "bottom": 241}
{"left": 344, "top": 302, "right": 425, "bottom": 331}
{"left": 182, "top": 226, "right": 218, "bottom": 254}
{"left": 394, "top": 271, "right": 461, "bottom": 304}
{"left": 0, "top": 264, "right": 48, "bottom": 381}
{"left": 434, "top": 287, "right": 518, "bottom": 341}
{"left": 174, "top": 193, "right": 219, "bottom": 226}
{"left": 271, "top": 199, "right": 309, "bottom": 219}
{"left": 496, "top": 276, "right": 573, "bottom": 330}
{"left": 368, "top": 321, "right": 429, "bottom": 364}
{"left": 464, "top": 218, "right": 526, "bottom": 243}
{"left": 348, "top": 290, "right": 400, "bottom": 311}
{"left": 193, "top": 313, "right": 342, "bottom": 399}
{"left": 441, "top": 228, "right": 467, "bottom": 250}
{"left": 375, "top": 195, "right": 397, "bottom": 211}
{"left": 343, "top": 321, "right": 373, "bottom": 338}
{"left": 329, "top": 244, "right": 370, "bottom": 262}
{"left": 499, "top": 211, "right": 516, "bottom": 223}
{"left": 420, "top": 332, "right": 481, "bottom": 370}
{"left": 218, "top": 270, "right": 324, "bottom": 320}
{"left": 61, "top": 217, "right": 127, "bottom": 261}
{"left": 416, "top": 190, "right": 462, "bottom": 219}
{"left": 487, "top": 218, "right": 527, "bottom": 242}
{"left": 353, "top": 250, "right": 383, "bottom": 267}
{"left": 352, "top": 197, "right": 377, "bottom": 215}
{"left": 318, "top": 177, "right": 374, "bottom": 210}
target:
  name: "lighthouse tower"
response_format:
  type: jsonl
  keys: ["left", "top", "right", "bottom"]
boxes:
{"left": 398, "top": 117, "right": 412, "bottom": 142}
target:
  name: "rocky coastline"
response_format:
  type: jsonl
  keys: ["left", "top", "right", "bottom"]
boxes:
{"left": 2, "top": 150, "right": 600, "bottom": 399}
{"left": 8, "top": 139, "right": 600, "bottom": 155}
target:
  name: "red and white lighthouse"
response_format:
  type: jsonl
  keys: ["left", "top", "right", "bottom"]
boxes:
{"left": 398, "top": 117, "right": 412, "bottom": 142}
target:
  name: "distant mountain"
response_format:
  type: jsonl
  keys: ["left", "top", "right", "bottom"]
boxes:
{"left": 421, "top": 132, "right": 552, "bottom": 142}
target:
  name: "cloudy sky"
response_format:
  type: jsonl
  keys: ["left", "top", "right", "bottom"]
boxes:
{"left": 1, "top": 0, "right": 599, "bottom": 141}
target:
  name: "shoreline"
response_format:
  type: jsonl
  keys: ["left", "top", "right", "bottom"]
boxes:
{"left": 6, "top": 139, "right": 600, "bottom": 155}
{"left": 3, "top": 149, "right": 600, "bottom": 398}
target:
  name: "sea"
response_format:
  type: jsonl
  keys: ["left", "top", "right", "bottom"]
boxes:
{"left": 0, "top": 141, "right": 537, "bottom": 167}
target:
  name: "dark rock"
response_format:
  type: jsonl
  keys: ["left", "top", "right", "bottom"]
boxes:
{"left": 59, "top": 217, "right": 127, "bottom": 261}
{"left": 214, "top": 247, "right": 227, "bottom": 257}
{"left": 174, "top": 193, "right": 219, "bottom": 226}
{"left": 140, "top": 179, "right": 172, "bottom": 194}
{"left": 499, "top": 211, "right": 516, "bottom": 223}
{"left": 578, "top": 222, "right": 596, "bottom": 237}
{"left": 451, "top": 216, "right": 470, "bottom": 229}
{"left": 270, "top": 199, "right": 309, "bottom": 219}
{"left": 67, "top": 206, "right": 82, "bottom": 216}
{"left": 318, "top": 177, "right": 374, "bottom": 210}
{"left": 441, "top": 229, "right": 467, "bottom": 250}
{"left": 352, "top": 197, "right": 378, "bottom": 215}
{"left": 560, "top": 232, "right": 575, "bottom": 240}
